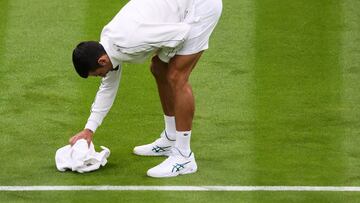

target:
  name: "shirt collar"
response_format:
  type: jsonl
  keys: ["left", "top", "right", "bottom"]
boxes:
{"left": 99, "top": 41, "right": 120, "bottom": 69}
{"left": 112, "top": 65, "right": 120, "bottom": 71}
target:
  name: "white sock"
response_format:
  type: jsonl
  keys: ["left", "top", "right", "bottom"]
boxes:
{"left": 164, "top": 115, "right": 176, "bottom": 141}
{"left": 175, "top": 130, "right": 191, "bottom": 157}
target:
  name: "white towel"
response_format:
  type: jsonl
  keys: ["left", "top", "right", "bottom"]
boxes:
{"left": 55, "top": 139, "right": 110, "bottom": 173}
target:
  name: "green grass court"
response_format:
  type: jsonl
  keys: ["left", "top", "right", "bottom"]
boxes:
{"left": 1, "top": 0, "right": 360, "bottom": 202}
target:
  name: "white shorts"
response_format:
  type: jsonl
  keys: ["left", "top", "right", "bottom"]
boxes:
{"left": 177, "top": 0, "right": 222, "bottom": 55}
{"left": 157, "top": 0, "right": 222, "bottom": 61}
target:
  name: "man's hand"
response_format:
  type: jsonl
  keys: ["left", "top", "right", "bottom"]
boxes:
{"left": 69, "top": 129, "right": 94, "bottom": 146}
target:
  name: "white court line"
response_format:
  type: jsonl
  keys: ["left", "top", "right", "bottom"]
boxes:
{"left": 1, "top": 186, "right": 360, "bottom": 191}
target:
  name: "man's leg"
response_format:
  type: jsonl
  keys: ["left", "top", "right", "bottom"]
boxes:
{"left": 167, "top": 52, "right": 203, "bottom": 130}
{"left": 149, "top": 56, "right": 177, "bottom": 141}
{"left": 167, "top": 52, "right": 203, "bottom": 156}
{"left": 147, "top": 52, "right": 203, "bottom": 178}
{"left": 133, "top": 56, "right": 176, "bottom": 156}
{"left": 150, "top": 56, "right": 174, "bottom": 117}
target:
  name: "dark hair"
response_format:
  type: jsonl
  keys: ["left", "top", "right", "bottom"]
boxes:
{"left": 72, "top": 41, "right": 106, "bottom": 78}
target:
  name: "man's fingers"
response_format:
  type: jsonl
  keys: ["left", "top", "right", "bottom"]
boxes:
{"left": 69, "top": 137, "right": 75, "bottom": 144}
{"left": 69, "top": 137, "right": 76, "bottom": 146}
{"left": 69, "top": 136, "right": 80, "bottom": 146}
{"left": 69, "top": 131, "right": 92, "bottom": 146}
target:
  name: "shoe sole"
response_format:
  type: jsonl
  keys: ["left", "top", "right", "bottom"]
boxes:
{"left": 147, "top": 165, "right": 198, "bottom": 178}
{"left": 133, "top": 149, "right": 171, "bottom": 157}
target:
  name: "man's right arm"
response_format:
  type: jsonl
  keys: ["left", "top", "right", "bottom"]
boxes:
{"left": 69, "top": 66, "right": 123, "bottom": 145}
{"left": 85, "top": 66, "right": 123, "bottom": 132}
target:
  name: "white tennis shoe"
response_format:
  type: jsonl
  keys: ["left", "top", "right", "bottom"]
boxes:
{"left": 147, "top": 147, "right": 197, "bottom": 178}
{"left": 133, "top": 131, "right": 175, "bottom": 156}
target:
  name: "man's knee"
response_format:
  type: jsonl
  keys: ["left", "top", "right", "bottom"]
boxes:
{"left": 150, "top": 56, "right": 168, "bottom": 79}
{"left": 167, "top": 69, "right": 187, "bottom": 90}
{"left": 167, "top": 54, "right": 201, "bottom": 89}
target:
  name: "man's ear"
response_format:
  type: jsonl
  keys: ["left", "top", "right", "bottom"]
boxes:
{"left": 98, "top": 55, "right": 107, "bottom": 66}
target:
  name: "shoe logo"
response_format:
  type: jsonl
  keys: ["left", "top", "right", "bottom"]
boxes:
{"left": 152, "top": 145, "right": 171, "bottom": 153}
{"left": 172, "top": 161, "right": 191, "bottom": 173}
{"left": 184, "top": 133, "right": 189, "bottom": 136}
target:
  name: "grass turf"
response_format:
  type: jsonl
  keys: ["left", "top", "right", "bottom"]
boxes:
{"left": 2, "top": 191, "right": 360, "bottom": 203}
{"left": 1, "top": 0, "right": 360, "bottom": 202}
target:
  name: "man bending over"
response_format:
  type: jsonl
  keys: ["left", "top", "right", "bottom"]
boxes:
{"left": 70, "top": 0, "right": 222, "bottom": 178}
